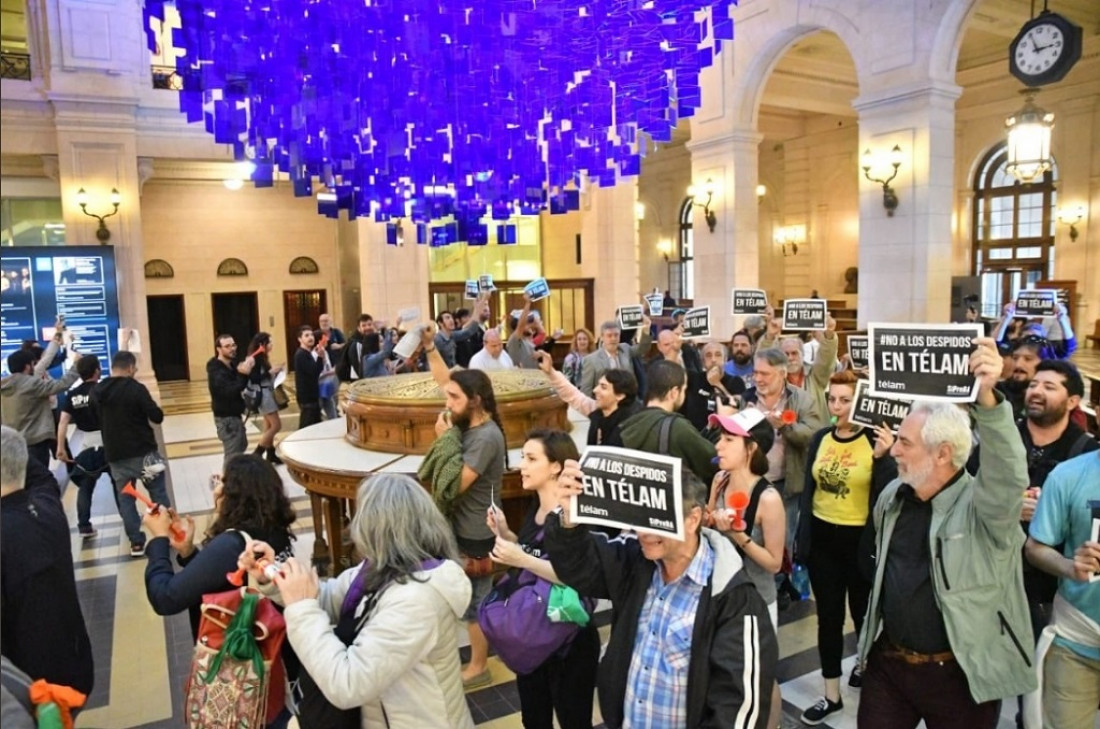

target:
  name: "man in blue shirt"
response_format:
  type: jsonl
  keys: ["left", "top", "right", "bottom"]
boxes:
{"left": 546, "top": 468, "right": 777, "bottom": 728}
{"left": 1025, "top": 451, "right": 1100, "bottom": 729}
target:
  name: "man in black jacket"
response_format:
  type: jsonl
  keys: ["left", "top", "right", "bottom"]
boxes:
{"left": 206, "top": 334, "right": 254, "bottom": 465}
{"left": 93, "top": 351, "right": 169, "bottom": 557}
{"left": 1, "top": 426, "right": 94, "bottom": 699}
{"left": 546, "top": 467, "right": 777, "bottom": 728}
{"left": 293, "top": 326, "right": 326, "bottom": 429}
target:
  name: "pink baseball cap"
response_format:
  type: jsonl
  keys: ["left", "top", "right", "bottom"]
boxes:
{"left": 708, "top": 408, "right": 767, "bottom": 438}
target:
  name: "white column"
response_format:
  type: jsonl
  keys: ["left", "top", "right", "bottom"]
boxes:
{"left": 853, "top": 81, "right": 961, "bottom": 327}
{"left": 582, "top": 179, "right": 640, "bottom": 322}
{"left": 356, "top": 221, "right": 432, "bottom": 325}
{"left": 687, "top": 128, "right": 762, "bottom": 341}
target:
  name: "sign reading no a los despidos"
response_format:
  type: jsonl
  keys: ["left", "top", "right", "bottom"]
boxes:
{"left": 731, "top": 288, "right": 768, "bottom": 316}
{"left": 682, "top": 306, "right": 710, "bottom": 338}
{"left": 850, "top": 379, "right": 912, "bottom": 431}
{"left": 781, "top": 299, "right": 827, "bottom": 331}
{"left": 618, "top": 305, "right": 644, "bottom": 330}
{"left": 847, "top": 335, "right": 869, "bottom": 369}
{"left": 1014, "top": 289, "right": 1057, "bottom": 318}
{"left": 868, "top": 323, "right": 983, "bottom": 402}
{"left": 574, "top": 447, "right": 684, "bottom": 540}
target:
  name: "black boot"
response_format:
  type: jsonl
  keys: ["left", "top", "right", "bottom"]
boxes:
{"left": 252, "top": 445, "right": 265, "bottom": 458}
{"left": 266, "top": 447, "right": 283, "bottom": 466}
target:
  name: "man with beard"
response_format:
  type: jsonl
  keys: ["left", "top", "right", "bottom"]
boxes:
{"left": 422, "top": 324, "right": 506, "bottom": 689}
{"left": 435, "top": 294, "right": 488, "bottom": 368}
{"left": 681, "top": 341, "right": 745, "bottom": 432}
{"left": 997, "top": 337, "right": 1043, "bottom": 419}
{"left": 336, "top": 314, "right": 375, "bottom": 382}
{"left": 724, "top": 329, "right": 756, "bottom": 386}
{"left": 857, "top": 337, "right": 1036, "bottom": 727}
{"left": 1014, "top": 362, "right": 1097, "bottom": 637}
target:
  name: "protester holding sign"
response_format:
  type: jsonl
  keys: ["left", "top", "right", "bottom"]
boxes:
{"left": 545, "top": 465, "right": 778, "bottom": 729}
{"left": 535, "top": 351, "right": 640, "bottom": 447}
{"left": 994, "top": 302, "right": 1077, "bottom": 361}
{"left": 758, "top": 312, "right": 838, "bottom": 418}
{"left": 793, "top": 370, "right": 897, "bottom": 725}
{"left": 857, "top": 337, "right": 1037, "bottom": 727}
{"left": 707, "top": 409, "right": 786, "bottom": 729}
{"left": 435, "top": 293, "right": 489, "bottom": 368}
{"left": 484, "top": 430, "right": 599, "bottom": 729}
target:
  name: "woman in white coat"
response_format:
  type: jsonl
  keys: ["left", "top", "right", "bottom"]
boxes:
{"left": 242, "top": 473, "right": 474, "bottom": 729}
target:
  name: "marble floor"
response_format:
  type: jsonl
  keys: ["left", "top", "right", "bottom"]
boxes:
{"left": 60, "top": 357, "right": 1090, "bottom": 728}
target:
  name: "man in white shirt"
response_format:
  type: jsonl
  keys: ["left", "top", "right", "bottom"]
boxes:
{"left": 468, "top": 329, "right": 514, "bottom": 372}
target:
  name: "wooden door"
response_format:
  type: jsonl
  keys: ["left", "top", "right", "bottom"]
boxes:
{"left": 283, "top": 289, "right": 326, "bottom": 369}
{"left": 146, "top": 295, "right": 189, "bottom": 381}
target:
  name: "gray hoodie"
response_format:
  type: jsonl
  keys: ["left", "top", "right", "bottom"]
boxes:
{"left": 0, "top": 358, "right": 79, "bottom": 446}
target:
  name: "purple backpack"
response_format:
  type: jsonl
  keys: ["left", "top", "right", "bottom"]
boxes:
{"left": 478, "top": 567, "right": 586, "bottom": 676}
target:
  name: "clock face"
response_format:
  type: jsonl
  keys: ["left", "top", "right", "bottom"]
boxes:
{"left": 1013, "top": 22, "right": 1066, "bottom": 77}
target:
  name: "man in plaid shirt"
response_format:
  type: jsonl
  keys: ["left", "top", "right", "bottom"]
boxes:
{"left": 546, "top": 468, "right": 777, "bottom": 728}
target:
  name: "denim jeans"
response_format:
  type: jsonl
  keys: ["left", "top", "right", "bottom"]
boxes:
{"left": 71, "top": 446, "right": 116, "bottom": 530}
{"left": 320, "top": 396, "right": 337, "bottom": 420}
{"left": 108, "top": 454, "right": 170, "bottom": 545}
{"left": 213, "top": 415, "right": 248, "bottom": 466}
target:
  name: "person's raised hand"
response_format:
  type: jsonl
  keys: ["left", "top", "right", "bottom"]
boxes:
{"left": 706, "top": 365, "right": 723, "bottom": 388}
{"left": 273, "top": 557, "right": 320, "bottom": 605}
{"left": 872, "top": 424, "right": 895, "bottom": 458}
{"left": 486, "top": 505, "right": 509, "bottom": 538}
{"left": 533, "top": 350, "right": 554, "bottom": 375}
{"left": 1070, "top": 541, "right": 1100, "bottom": 583}
{"left": 420, "top": 322, "right": 437, "bottom": 349}
{"left": 556, "top": 459, "right": 585, "bottom": 526}
{"left": 142, "top": 507, "right": 175, "bottom": 539}
{"left": 170, "top": 514, "right": 197, "bottom": 557}
{"left": 489, "top": 536, "right": 529, "bottom": 568}
{"left": 969, "top": 336, "right": 1001, "bottom": 403}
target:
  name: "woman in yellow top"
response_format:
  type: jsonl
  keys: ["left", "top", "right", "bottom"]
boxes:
{"left": 794, "top": 370, "right": 897, "bottom": 726}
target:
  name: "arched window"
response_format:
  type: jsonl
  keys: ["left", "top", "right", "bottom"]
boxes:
{"left": 677, "top": 197, "right": 694, "bottom": 301}
{"left": 971, "top": 144, "right": 1057, "bottom": 316}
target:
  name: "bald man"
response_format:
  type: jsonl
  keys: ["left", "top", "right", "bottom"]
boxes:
{"left": 468, "top": 329, "right": 515, "bottom": 372}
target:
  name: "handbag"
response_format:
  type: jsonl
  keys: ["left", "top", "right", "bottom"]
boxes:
{"left": 242, "top": 383, "right": 263, "bottom": 414}
{"left": 478, "top": 567, "right": 594, "bottom": 676}
{"left": 272, "top": 384, "right": 290, "bottom": 410}
{"left": 463, "top": 555, "right": 494, "bottom": 579}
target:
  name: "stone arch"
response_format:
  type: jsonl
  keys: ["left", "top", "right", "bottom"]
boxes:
{"left": 728, "top": 6, "right": 864, "bottom": 130}
{"left": 929, "top": 0, "right": 983, "bottom": 84}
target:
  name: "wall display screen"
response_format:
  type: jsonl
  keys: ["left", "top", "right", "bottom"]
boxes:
{"left": 1, "top": 246, "right": 120, "bottom": 375}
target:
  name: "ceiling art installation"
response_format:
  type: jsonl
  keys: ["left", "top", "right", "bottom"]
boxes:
{"left": 143, "top": 0, "right": 733, "bottom": 237}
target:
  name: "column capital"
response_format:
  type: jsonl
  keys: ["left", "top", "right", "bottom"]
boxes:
{"left": 137, "top": 157, "right": 155, "bottom": 192}
{"left": 852, "top": 80, "right": 962, "bottom": 117}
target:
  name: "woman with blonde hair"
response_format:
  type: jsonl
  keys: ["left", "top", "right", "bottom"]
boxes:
{"left": 242, "top": 473, "right": 474, "bottom": 728}
{"left": 561, "top": 327, "right": 594, "bottom": 388}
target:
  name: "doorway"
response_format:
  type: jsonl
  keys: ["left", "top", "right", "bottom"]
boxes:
{"left": 212, "top": 292, "right": 260, "bottom": 362}
{"left": 283, "top": 290, "right": 327, "bottom": 369}
{"left": 146, "top": 295, "right": 189, "bottom": 381}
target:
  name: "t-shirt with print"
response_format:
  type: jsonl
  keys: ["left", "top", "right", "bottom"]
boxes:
{"left": 451, "top": 420, "right": 506, "bottom": 551}
{"left": 516, "top": 503, "right": 548, "bottom": 559}
{"left": 1029, "top": 451, "right": 1100, "bottom": 661}
{"left": 812, "top": 429, "right": 874, "bottom": 526}
{"left": 61, "top": 381, "right": 101, "bottom": 433}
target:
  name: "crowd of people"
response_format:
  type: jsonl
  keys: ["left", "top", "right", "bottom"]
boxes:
{"left": 1, "top": 295, "right": 1097, "bottom": 729}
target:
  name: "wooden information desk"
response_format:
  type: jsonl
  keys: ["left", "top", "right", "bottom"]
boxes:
{"left": 278, "top": 410, "right": 590, "bottom": 575}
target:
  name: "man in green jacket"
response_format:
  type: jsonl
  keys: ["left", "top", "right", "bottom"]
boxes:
{"left": 857, "top": 336, "right": 1036, "bottom": 727}
{"left": 618, "top": 359, "right": 717, "bottom": 484}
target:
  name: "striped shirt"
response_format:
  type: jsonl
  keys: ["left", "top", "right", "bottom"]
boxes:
{"left": 623, "top": 537, "right": 714, "bottom": 729}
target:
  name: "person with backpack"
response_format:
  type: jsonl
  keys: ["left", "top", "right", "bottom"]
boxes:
{"left": 240, "top": 473, "right": 475, "bottom": 729}
{"left": 792, "top": 370, "right": 897, "bottom": 725}
{"left": 142, "top": 454, "right": 296, "bottom": 638}
{"left": 707, "top": 408, "right": 786, "bottom": 728}
{"left": 485, "top": 429, "right": 599, "bottom": 729}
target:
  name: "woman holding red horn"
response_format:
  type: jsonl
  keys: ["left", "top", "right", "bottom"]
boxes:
{"left": 707, "top": 407, "right": 785, "bottom": 728}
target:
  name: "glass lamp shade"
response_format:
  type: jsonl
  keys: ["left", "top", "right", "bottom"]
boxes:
{"left": 1005, "top": 97, "right": 1054, "bottom": 184}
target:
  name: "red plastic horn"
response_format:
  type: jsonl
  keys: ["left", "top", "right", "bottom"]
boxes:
{"left": 122, "top": 482, "right": 185, "bottom": 541}
{"left": 249, "top": 345, "right": 265, "bottom": 358}
{"left": 727, "top": 490, "right": 750, "bottom": 532}
{"left": 226, "top": 567, "right": 246, "bottom": 587}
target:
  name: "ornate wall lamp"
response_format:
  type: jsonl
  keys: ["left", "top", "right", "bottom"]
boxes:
{"left": 861, "top": 144, "right": 903, "bottom": 216}
{"left": 76, "top": 187, "right": 121, "bottom": 243}
{"left": 1056, "top": 205, "right": 1085, "bottom": 242}
{"left": 687, "top": 178, "right": 717, "bottom": 232}
{"left": 774, "top": 224, "right": 806, "bottom": 256}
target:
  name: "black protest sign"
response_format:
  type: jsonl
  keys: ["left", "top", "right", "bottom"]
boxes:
{"left": 781, "top": 299, "right": 827, "bottom": 331}
{"left": 867, "top": 323, "right": 982, "bottom": 402}
{"left": 850, "top": 379, "right": 912, "bottom": 431}
{"left": 1014, "top": 289, "right": 1057, "bottom": 317}
{"left": 731, "top": 288, "right": 768, "bottom": 316}
{"left": 618, "top": 305, "right": 644, "bottom": 330}
{"left": 847, "top": 335, "right": 869, "bottom": 369}
{"left": 574, "top": 447, "right": 684, "bottom": 540}
{"left": 682, "top": 306, "right": 710, "bottom": 338}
